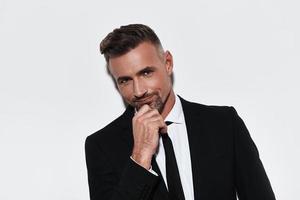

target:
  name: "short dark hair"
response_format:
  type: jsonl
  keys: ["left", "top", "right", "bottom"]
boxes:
{"left": 100, "top": 24, "right": 162, "bottom": 63}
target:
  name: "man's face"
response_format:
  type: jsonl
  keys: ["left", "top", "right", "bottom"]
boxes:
{"left": 108, "top": 42, "right": 173, "bottom": 113}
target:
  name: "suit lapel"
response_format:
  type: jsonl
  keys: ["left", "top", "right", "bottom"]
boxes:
{"left": 151, "top": 157, "right": 170, "bottom": 200}
{"left": 180, "top": 96, "right": 208, "bottom": 200}
{"left": 118, "top": 106, "right": 134, "bottom": 150}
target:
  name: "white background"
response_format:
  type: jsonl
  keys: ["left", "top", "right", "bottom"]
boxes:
{"left": 0, "top": 0, "right": 299, "bottom": 199}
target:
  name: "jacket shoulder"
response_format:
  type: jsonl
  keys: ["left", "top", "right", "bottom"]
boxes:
{"left": 179, "top": 96, "right": 236, "bottom": 118}
{"left": 86, "top": 107, "right": 133, "bottom": 144}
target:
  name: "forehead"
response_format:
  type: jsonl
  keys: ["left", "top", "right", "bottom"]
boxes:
{"left": 108, "top": 42, "right": 163, "bottom": 78}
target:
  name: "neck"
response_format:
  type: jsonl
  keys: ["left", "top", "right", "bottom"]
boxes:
{"left": 161, "top": 90, "right": 176, "bottom": 119}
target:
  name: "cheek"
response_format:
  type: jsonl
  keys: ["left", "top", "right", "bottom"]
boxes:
{"left": 147, "top": 75, "right": 164, "bottom": 89}
{"left": 118, "top": 86, "right": 133, "bottom": 100}
{"left": 153, "top": 75, "right": 169, "bottom": 91}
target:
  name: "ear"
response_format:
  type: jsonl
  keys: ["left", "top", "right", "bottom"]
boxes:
{"left": 164, "top": 50, "right": 173, "bottom": 75}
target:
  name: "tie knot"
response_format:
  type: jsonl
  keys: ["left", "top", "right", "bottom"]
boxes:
{"left": 165, "top": 121, "right": 173, "bottom": 126}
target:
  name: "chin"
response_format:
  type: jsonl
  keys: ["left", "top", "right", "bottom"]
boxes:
{"left": 132, "top": 98, "right": 164, "bottom": 113}
{"left": 152, "top": 101, "right": 163, "bottom": 113}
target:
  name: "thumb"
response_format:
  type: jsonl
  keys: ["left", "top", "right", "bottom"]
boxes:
{"left": 159, "top": 124, "right": 168, "bottom": 134}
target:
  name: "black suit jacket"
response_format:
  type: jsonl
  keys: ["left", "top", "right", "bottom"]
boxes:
{"left": 85, "top": 97, "right": 276, "bottom": 200}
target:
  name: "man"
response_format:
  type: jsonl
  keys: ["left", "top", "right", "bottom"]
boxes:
{"left": 85, "top": 24, "right": 276, "bottom": 200}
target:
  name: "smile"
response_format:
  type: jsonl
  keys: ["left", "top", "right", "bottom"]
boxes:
{"left": 134, "top": 95, "right": 155, "bottom": 103}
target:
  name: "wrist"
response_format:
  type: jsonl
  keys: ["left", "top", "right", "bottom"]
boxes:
{"left": 131, "top": 151, "right": 152, "bottom": 170}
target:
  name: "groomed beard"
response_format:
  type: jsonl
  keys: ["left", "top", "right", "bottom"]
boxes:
{"left": 132, "top": 90, "right": 170, "bottom": 114}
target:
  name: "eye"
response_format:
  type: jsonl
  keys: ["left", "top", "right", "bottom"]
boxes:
{"left": 142, "top": 70, "right": 153, "bottom": 77}
{"left": 118, "top": 78, "right": 130, "bottom": 85}
{"left": 120, "top": 80, "right": 127, "bottom": 84}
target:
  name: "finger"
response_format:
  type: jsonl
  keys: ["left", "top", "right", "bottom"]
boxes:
{"left": 138, "top": 109, "right": 160, "bottom": 121}
{"left": 147, "top": 118, "right": 168, "bottom": 134}
{"left": 134, "top": 104, "right": 151, "bottom": 117}
{"left": 159, "top": 124, "right": 168, "bottom": 134}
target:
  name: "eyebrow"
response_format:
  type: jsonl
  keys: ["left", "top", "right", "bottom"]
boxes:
{"left": 137, "top": 66, "right": 156, "bottom": 76}
{"left": 117, "top": 66, "right": 156, "bottom": 83}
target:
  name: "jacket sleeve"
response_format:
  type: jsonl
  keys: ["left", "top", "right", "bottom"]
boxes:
{"left": 85, "top": 135, "right": 160, "bottom": 200}
{"left": 231, "top": 107, "right": 276, "bottom": 200}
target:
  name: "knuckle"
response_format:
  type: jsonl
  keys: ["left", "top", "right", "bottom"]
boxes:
{"left": 149, "top": 110, "right": 157, "bottom": 116}
{"left": 142, "top": 104, "right": 150, "bottom": 110}
{"left": 152, "top": 109, "right": 159, "bottom": 115}
{"left": 135, "top": 116, "right": 143, "bottom": 124}
{"left": 142, "top": 120, "right": 148, "bottom": 126}
{"left": 132, "top": 116, "right": 137, "bottom": 121}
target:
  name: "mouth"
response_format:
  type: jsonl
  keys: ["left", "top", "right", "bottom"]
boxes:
{"left": 133, "top": 95, "right": 155, "bottom": 109}
{"left": 134, "top": 96, "right": 153, "bottom": 103}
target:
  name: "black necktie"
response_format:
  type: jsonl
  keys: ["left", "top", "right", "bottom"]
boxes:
{"left": 162, "top": 121, "right": 185, "bottom": 200}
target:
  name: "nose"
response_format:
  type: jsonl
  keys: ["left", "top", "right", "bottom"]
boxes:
{"left": 133, "top": 79, "right": 147, "bottom": 98}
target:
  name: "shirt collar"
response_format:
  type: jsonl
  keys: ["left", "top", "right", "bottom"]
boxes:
{"left": 165, "top": 95, "right": 184, "bottom": 124}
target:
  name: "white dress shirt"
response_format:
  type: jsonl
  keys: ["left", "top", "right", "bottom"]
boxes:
{"left": 155, "top": 95, "right": 194, "bottom": 200}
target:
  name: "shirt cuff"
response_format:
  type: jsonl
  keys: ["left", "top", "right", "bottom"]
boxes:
{"left": 130, "top": 156, "right": 158, "bottom": 176}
